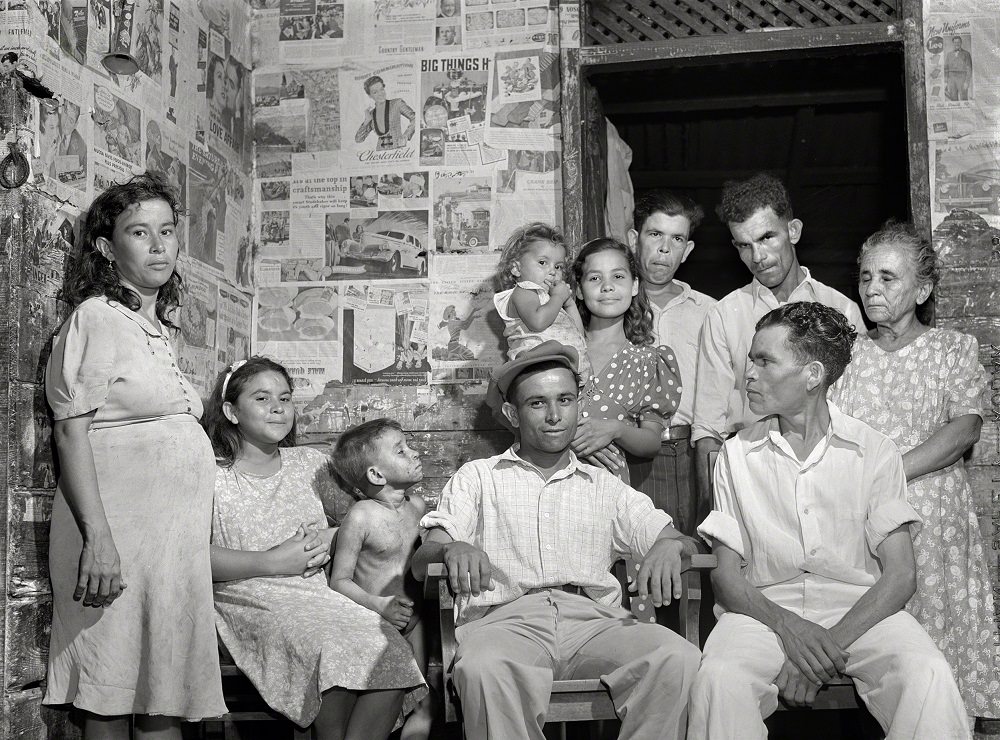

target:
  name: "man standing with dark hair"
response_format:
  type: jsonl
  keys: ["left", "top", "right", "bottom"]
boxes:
{"left": 689, "top": 302, "right": 968, "bottom": 739}
{"left": 627, "top": 191, "right": 714, "bottom": 533}
{"left": 412, "top": 341, "right": 701, "bottom": 740}
{"left": 692, "top": 172, "right": 864, "bottom": 515}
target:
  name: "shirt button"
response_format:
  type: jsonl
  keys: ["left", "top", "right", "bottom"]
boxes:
{"left": 803, "top": 507, "right": 809, "bottom": 514}
{"left": 545, "top": 545, "right": 552, "bottom": 551}
{"left": 810, "top": 548, "right": 817, "bottom": 555}
{"left": 544, "top": 513, "right": 550, "bottom": 518}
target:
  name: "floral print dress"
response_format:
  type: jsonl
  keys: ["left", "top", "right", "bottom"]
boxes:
{"left": 831, "top": 328, "right": 1000, "bottom": 718}
{"left": 212, "top": 446, "right": 426, "bottom": 727}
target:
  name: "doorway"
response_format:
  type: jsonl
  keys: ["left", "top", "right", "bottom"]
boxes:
{"left": 587, "top": 47, "right": 912, "bottom": 302}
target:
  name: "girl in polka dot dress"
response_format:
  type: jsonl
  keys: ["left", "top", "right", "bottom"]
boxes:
{"left": 571, "top": 237, "right": 682, "bottom": 483}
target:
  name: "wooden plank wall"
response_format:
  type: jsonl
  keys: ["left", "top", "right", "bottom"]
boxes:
{"left": 933, "top": 211, "right": 1000, "bottom": 656}
{"left": 1, "top": 186, "right": 79, "bottom": 738}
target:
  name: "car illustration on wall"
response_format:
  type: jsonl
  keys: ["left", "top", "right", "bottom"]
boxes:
{"left": 343, "top": 229, "right": 428, "bottom": 275}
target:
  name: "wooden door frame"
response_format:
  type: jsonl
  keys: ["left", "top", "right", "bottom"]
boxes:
{"left": 559, "top": 0, "right": 930, "bottom": 246}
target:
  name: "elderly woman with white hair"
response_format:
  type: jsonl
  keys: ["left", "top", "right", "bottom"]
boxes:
{"left": 831, "top": 221, "right": 1000, "bottom": 725}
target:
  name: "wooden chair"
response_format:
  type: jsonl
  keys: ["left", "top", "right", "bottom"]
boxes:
{"left": 197, "top": 655, "right": 311, "bottom": 740}
{"left": 424, "top": 554, "right": 717, "bottom": 735}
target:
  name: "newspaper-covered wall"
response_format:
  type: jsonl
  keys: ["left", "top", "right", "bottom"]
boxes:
{"left": 4, "top": 0, "right": 256, "bottom": 394}
{"left": 923, "top": 0, "right": 1000, "bottom": 229}
{"left": 249, "top": 0, "right": 564, "bottom": 433}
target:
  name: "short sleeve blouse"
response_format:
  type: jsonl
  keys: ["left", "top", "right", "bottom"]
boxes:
{"left": 580, "top": 343, "right": 682, "bottom": 428}
{"left": 45, "top": 297, "right": 201, "bottom": 426}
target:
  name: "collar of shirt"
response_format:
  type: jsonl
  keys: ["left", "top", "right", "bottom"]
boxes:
{"left": 648, "top": 279, "right": 711, "bottom": 314}
{"left": 749, "top": 266, "right": 817, "bottom": 309}
{"left": 743, "top": 402, "right": 864, "bottom": 466}
{"left": 103, "top": 297, "right": 166, "bottom": 338}
{"left": 493, "top": 444, "right": 596, "bottom": 485}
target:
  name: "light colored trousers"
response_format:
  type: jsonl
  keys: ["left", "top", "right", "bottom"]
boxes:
{"left": 453, "top": 589, "right": 701, "bottom": 740}
{"left": 688, "top": 610, "right": 970, "bottom": 739}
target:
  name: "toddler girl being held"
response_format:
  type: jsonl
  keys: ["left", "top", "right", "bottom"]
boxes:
{"left": 493, "top": 223, "right": 591, "bottom": 381}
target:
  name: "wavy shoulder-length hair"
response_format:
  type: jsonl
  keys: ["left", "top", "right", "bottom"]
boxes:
{"left": 571, "top": 237, "right": 654, "bottom": 346}
{"left": 62, "top": 172, "right": 184, "bottom": 329}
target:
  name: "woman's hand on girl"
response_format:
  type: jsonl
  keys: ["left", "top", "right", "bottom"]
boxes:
{"left": 572, "top": 417, "right": 624, "bottom": 458}
{"left": 267, "top": 524, "right": 329, "bottom": 577}
{"left": 76, "top": 527, "right": 126, "bottom": 608}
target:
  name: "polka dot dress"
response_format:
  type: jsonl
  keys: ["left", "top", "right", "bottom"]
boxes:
{"left": 581, "top": 343, "right": 682, "bottom": 429}
{"left": 580, "top": 343, "right": 682, "bottom": 482}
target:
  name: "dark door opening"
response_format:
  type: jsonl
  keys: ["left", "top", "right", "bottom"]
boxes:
{"left": 589, "top": 48, "right": 911, "bottom": 303}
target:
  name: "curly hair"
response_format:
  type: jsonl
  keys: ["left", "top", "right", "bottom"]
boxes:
{"left": 755, "top": 302, "right": 858, "bottom": 388}
{"left": 331, "top": 418, "right": 402, "bottom": 492}
{"left": 572, "top": 237, "right": 654, "bottom": 346}
{"left": 201, "top": 357, "right": 298, "bottom": 468}
{"left": 716, "top": 172, "right": 793, "bottom": 224}
{"left": 62, "top": 172, "right": 184, "bottom": 329}
{"left": 632, "top": 190, "right": 705, "bottom": 234}
{"left": 859, "top": 221, "right": 939, "bottom": 324}
{"left": 363, "top": 75, "right": 385, "bottom": 95}
{"left": 494, "top": 222, "right": 566, "bottom": 290}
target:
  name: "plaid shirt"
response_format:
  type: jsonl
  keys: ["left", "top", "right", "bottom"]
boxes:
{"left": 421, "top": 446, "right": 673, "bottom": 624}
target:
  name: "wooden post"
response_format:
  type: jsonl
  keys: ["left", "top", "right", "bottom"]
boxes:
{"left": 901, "top": 0, "right": 931, "bottom": 240}
{"left": 1, "top": 184, "right": 79, "bottom": 739}
{"left": 0, "top": 191, "right": 15, "bottom": 740}
{"left": 559, "top": 0, "right": 586, "bottom": 247}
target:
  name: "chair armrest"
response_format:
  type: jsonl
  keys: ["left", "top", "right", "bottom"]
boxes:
{"left": 424, "top": 563, "right": 459, "bottom": 722}
{"left": 677, "top": 554, "right": 717, "bottom": 646}
{"left": 686, "top": 554, "right": 717, "bottom": 572}
{"left": 425, "top": 562, "right": 448, "bottom": 600}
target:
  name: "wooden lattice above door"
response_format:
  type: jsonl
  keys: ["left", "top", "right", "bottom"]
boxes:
{"left": 586, "top": 0, "right": 901, "bottom": 43}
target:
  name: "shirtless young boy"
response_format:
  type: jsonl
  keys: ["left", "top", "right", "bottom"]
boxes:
{"left": 330, "top": 418, "right": 432, "bottom": 739}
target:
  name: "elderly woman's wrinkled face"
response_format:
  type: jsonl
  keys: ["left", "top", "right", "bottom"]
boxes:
{"left": 858, "top": 243, "right": 931, "bottom": 326}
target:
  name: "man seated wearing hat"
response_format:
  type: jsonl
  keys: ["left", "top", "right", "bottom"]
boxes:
{"left": 412, "top": 341, "right": 702, "bottom": 740}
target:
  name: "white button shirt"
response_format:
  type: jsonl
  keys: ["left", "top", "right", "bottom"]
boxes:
{"left": 692, "top": 269, "right": 864, "bottom": 442}
{"left": 422, "top": 446, "right": 674, "bottom": 624}
{"left": 697, "top": 404, "right": 920, "bottom": 616}
{"left": 649, "top": 280, "right": 716, "bottom": 428}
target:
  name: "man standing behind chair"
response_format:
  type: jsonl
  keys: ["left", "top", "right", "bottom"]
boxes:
{"left": 692, "top": 173, "right": 864, "bottom": 515}
{"left": 689, "top": 302, "right": 969, "bottom": 739}
{"left": 627, "top": 191, "right": 715, "bottom": 535}
{"left": 412, "top": 341, "right": 701, "bottom": 740}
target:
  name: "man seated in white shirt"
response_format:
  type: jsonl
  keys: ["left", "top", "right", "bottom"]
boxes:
{"left": 412, "top": 340, "right": 701, "bottom": 740}
{"left": 627, "top": 190, "right": 716, "bottom": 534}
{"left": 692, "top": 173, "right": 865, "bottom": 516}
{"left": 690, "top": 302, "right": 968, "bottom": 739}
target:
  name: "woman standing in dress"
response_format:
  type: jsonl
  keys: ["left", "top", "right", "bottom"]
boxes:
{"left": 831, "top": 222, "right": 1000, "bottom": 722}
{"left": 570, "top": 237, "right": 682, "bottom": 482}
{"left": 43, "top": 173, "right": 226, "bottom": 737}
